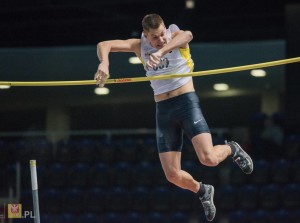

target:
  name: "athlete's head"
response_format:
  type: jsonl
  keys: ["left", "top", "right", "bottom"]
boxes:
{"left": 142, "top": 14, "right": 167, "bottom": 49}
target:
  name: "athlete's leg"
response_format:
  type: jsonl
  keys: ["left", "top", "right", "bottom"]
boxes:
{"left": 159, "top": 150, "right": 217, "bottom": 222}
{"left": 192, "top": 133, "right": 253, "bottom": 174}
{"left": 192, "top": 132, "right": 231, "bottom": 166}
{"left": 159, "top": 151, "right": 200, "bottom": 193}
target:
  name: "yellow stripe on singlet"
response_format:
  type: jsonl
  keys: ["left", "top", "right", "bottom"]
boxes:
{"left": 179, "top": 47, "right": 194, "bottom": 72}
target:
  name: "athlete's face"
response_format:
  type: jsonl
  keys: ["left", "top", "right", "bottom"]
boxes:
{"left": 144, "top": 23, "right": 167, "bottom": 49}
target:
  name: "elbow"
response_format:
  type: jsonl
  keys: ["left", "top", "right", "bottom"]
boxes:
{"left": 183, "top": 30, "right": 193, "bottom": 43}
{"left": 97, "top": 40, "right": 111, "bottom": 48}
{"left": 97, "top": 41, "right": 106, "bottom": 48}
{"left": 185, "top": 30, "right": 193, "bottom": 42}
{"left": 97, "top": 41, "right": 112, "bottom": 55}
{"left": 97, "top": 42, "right": 103, "bottom": 52}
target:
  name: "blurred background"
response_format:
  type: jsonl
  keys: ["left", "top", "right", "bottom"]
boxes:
{"left": 0, "top": 0, "right": 299, "bottom": 222}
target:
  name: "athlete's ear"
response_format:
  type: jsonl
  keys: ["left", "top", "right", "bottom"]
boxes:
{"left": 143, "top": 31, "right": 148, "bottom": 38}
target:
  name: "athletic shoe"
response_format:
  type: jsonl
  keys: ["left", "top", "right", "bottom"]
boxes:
{"left": 226, "top": 140, "right": 253, "bottom": 174}
{"left": 199, "top": 184, "right": 216, "bottom": 221}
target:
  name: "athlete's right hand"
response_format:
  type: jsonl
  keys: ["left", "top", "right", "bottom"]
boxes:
{"left": 146, "top": 51, "right": 162, "bottom": 69}
{"left": 94, "top": 63, "right": 110, "bottom": 87}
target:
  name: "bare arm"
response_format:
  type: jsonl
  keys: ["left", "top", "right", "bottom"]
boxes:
{"left": 159, "top": 30, "right": 193, "bottom": 56}
{"left": 97, "top": 39, "right": 141, "bottom": 63}
{"left": 147, "top": 30, "right": 193, "bottom": 69}
{"left": 95, "top": 39, "right": 141, "bottom": 87}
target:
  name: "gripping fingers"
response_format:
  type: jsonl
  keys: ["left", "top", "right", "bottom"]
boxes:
{"left": 94, "top": 71, "right": 110, "bottom": 87}
{"left": 147, "top": 53, "right": 161, "bottom": 69}
{"left": 146, "top": 59, "right": 159, "bottom": 69}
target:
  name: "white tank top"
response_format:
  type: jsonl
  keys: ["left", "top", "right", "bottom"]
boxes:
{"left": 140, "top": 24, "right": 194, "bottom": 95}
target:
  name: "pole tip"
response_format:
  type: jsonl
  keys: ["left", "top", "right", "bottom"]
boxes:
{"left": 30, "top": 160, "right": 36, "bottom": 166}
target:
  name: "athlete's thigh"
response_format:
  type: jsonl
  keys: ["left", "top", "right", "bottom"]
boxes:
{"left": 156, "top": 108, "right": 183, "bottom": 152}
{"left": 181, "top": 99, "right": 210, "bottom": 139}
{"left": 191, "top": 133, "right": 214, "bottom": 161}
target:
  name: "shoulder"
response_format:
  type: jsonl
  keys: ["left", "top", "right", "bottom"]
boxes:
{"left": 125, "top": 38, "right": 141, "bottom": 49}
{"left": 168, "top": 24, "right": 185, "bottom": 39}
{"left": 169, "top": 24, "right": 180, "bottom": 33}
{"left": 129, "top": 39, "right": 142, "bottom": 56}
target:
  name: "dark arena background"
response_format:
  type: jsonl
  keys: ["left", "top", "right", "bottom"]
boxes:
{"left": 0, "top": 0, "right": 300, "bottom": 222}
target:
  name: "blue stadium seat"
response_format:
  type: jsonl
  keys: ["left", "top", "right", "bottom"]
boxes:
{"left": 115, "top": 137, "right": 138, "bottom": 163}
{"left": 249, "top": 112, "right": 268, "bottom": 157}
{"left": 0, "top": 140, "right": 10, "bottom": 165}
{"left": 95, "top": 142, "right": 116, "bottom": 163}
{"left": 238, "top": 184, "right": 259, "bottom": 211}
{"left": 171, "top": 187, "right": 196, "bottom": 212}
{"left": 229, "top": 162, "right": 249, "bottom": 186}
{"left": 85, "top": 187, "right": 106, "bottom": 213}
{"left": 281, "top": 183, "right": 300, "bottom": 209}
{"left": 146, "top": 212, "right": 167, "bottom": 223}
{"left": 152, "top": 162, "right": 168, "bottom": 186}
{"left": 250, "top": 159, "right": 271, "bottom": 185}
{"left": 40, "top": 213, "right": 58, "bottom": 223}
{"left": 55, "top": 140, "right": 73, "bottom": 164}
{"left": 64, "top": 187, "right": 85, "bottom": 213}
{"left": 58, "top": 213, "right": 78, "bottom": 223}
{"left": 271, "top": 209, "right": 292, "bottom": 223}
{"left": 111, "top": 162, "right": 133, "bottom": 188}
{"left": 170, "top": 211, "right": 189, "bottom": 223}
{"left": 133, "top": 161, "right": 153, "bottom": 186}
{"left": 216, "top": 185, "right": 238, "bottom": 212}
{"left": 41, "top": 188, "right": 63, "bottom": 213}
{"left": 31, "top": 138, "right": 53, "bottom": 164}
{"left": 79, "top": 213, "right": 100, "bottom": 223}
{"left": 198, "top": 165, "right": 220, "bottom": 186}
{"left": 283, "top": 134, "right": 300, "bottom": 160}
{"left": 67, "top": 162, "right": 89, "bottom": 188}
{"left": 123, "top": 211, "right": 144, "bottom": 223}
{"left": 149, "top": 186, "right": 172, "bottom": 212}
{"left": 292, "top": 159, "right": 300, "bottom": 183}
{"left": 44, "top": 162, "right": 67, "bottom": 188}
{"left": 198, "top": 210, "right": 210, "bottom": 223}
{"left": 248, "top": 209, "right": 271, "bottom": 223}
{"left": 14, "top": 140, "right": 33, "bottom": 164}
{"left": 73, "top": 138, "right": 97, "bottom": 163}
{"left": 271, "top": 159, "right": 291, "bottom": 184}
{"left": 130, "top": 186, "right": 150, "bottom": 211}
{"left": 20, "top": 190, "right": 33, "bottom": 210}
{"left": 89, "top": 162, "right": 110, "bottom": 188}
{"left": 4, "top": 164, "right": 17, "bottom": 188}
{"left": 136, "top": 137, "right": 157, "bottom": 162}
{"left": 181, "top": 160, "right": 201, "bottom": 180}
{"left": 229, "top": 210, "right": 248, "bottom": 223}
{"left": 182, "top": 140, "right": 197, "bottom": 161}
{"left": 106, "top": 186, "right": 130, "bottom": 212}
{"left": 101, "top": 211, "right": 122, "bottom": 223}
{"left": 259, "top": 184, "right": 280, "bottom": 210}
{"left": 292, "top": 209, "right": 300, "bottom": 223}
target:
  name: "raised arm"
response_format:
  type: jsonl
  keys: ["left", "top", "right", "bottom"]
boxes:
{"left": 160, "top": 30, "right": 193, "bottom": 55}
{"left": 95, "top": 39, "right": 141, "bottom": 87}
{"left": 147, "top": 30, "right": 193, "bottom": 69}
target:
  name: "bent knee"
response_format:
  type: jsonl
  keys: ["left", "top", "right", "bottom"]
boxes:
{"left": 200, "top": 154, "right": 219, "bottom": 166}
{"left": 164, "top": 169, "right": 181, "bottom": 183}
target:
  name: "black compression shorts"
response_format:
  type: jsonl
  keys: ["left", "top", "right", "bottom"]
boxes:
{"left": 156, "top": 92, "right": 210, "bottom": 153}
